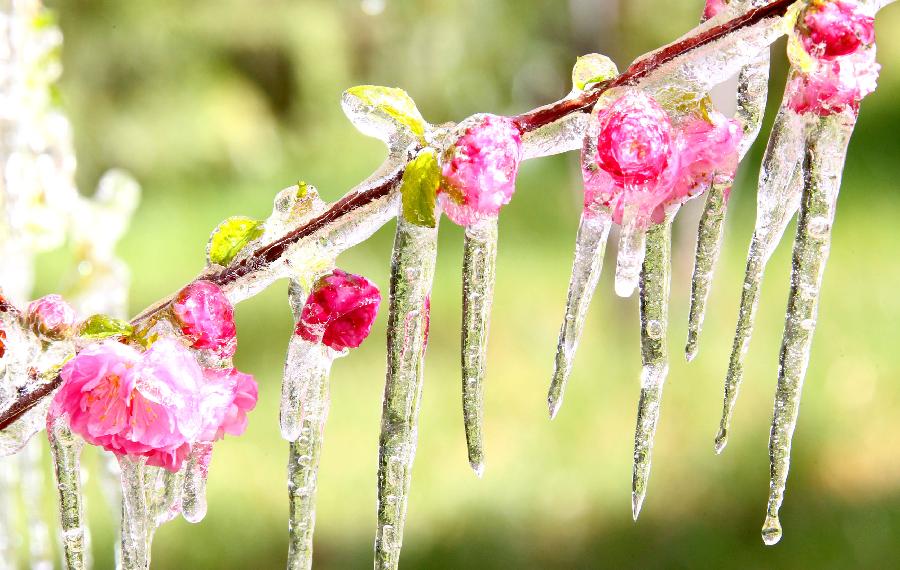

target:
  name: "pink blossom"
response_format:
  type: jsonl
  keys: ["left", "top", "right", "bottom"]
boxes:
{"left": 172, "top": 280, "right": 237, "bottom": 358}
{"left": 787, "top": 49, "right": 880, "bottom": 116}
{"left": 438, "top": 114, "right": 523, "bottom": 226}
{"left": 199, "top": 367, "right": 258, "bottom": 440}
{"left": 801, "top": 0, "right": 874, "bottom": 60}
{"left": 583, "top": 93, "right": 741, "bottom": 226}
{"left": 26, "top": 294, "right": 76, "bottom": 339}
{"left": 52, "top": 338, "right": 203, "bottom": 472}
{"left": 296, "top": 269, "right": 381, "bottom": 351}
{"left": 703, "top": 0, "right": 727, "bottom": 20}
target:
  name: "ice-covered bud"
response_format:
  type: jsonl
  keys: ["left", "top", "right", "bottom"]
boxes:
{"left": 52, "top": 338, "right": 203, "bottom": 472}
{"left": 582, "top": 92, "right": 676, "bottom": 225}
{"left": 801, "top": 0, "right": 874, "bottom": 60}
{"left": 666, "top": 112, "right": 742, "bottom": 203}
{"left": 788, "top": 49, "right": 880, "bottom": 116}
{"left": 296, "top": 269, "right": 381, "bottom": 351}
{"left": 26, "top": 294, "right": 76, "bottom": 339}
{"left": 172, "top": 280, "right": 237, "bottom": 358}
{"left": 594, "top": 92, "right": 673, "bottom": 186}
{"left": 199, "top": 367, "right": 258, "bottom": 441}
{"left": 703, "top": 0, "right": 728, "bottom": 20}
{"left": 438, "top": 114, "right": 523, "bottom": 227}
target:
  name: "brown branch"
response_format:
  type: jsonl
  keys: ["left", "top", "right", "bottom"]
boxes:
{"left": 0, "top": 0, "right": 793, "bottom": 433}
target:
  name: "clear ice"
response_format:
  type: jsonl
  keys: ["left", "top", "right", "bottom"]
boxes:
{"left": 181, "top": 442, "right": 213, "bottom": 524}
{"left": 631, "top": 212, "right": 674, "bottom": 520}
{"left": 118, "top": 456, "right": 150, "bottom": 570}
{"left": 762, "top": 114, "right": 855, "bottom": 546}
{"left": 548, "top": 211, "right": 612, "bottom": 418}
{"left": 375, "top": 216, "right": 438, "bottom": 570}
{"left": 460, "top": 217, "right": 498, "bottom": 476}
{"left": 615, "top": 211, "right": 646, "bottom": 298}
{"left": 48, "top": 415, "right": 88, "bottom": 570}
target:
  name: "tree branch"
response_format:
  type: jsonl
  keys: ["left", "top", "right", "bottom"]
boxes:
{"left": 0, "top": 0, "right": 794, "bottom": 433}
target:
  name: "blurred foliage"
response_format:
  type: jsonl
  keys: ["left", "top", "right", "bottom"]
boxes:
{"left": 19, "top": 0, "right": 900, "bottom": 568}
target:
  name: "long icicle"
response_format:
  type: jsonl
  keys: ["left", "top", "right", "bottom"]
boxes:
{"left": 118, "top": 456, "right": 150, "bottom": 570}
{"left": 632, "top": 212, "right": 674, "bottom": 521}
{"left": 548, "top": 211, "right": 612, "bottom": 418}
{"left": 375, "top": 216, "right": 438, "bottom": 570}
{"left": 181, "top": 442, "right": 213, "bottom": 524}
{"left": 47, "top": 415, "right": 87, "bottom": 570}
{"left": 284, "top": 280, "right": 336, "bottom": 570}
{"left": 21, "top": 437, "right": 52, "bottom": 569}
{"left": 762, "top": 114, "right": 854, "bottom": 545}
{"left": 614, "top": 209, "right": 646, "bottom": 298}
{"left": 685, "top": 49, "right": 771, "bottom": 361}
{"left": 461, "top": 217, "right": 498, "bottom": 476}
{"left": 716, "top": 104, "right": 808, "bottom": 453}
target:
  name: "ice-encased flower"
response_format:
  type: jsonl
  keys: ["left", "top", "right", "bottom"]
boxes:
{"left": 52, "top": 338, "right": 204, "bottom": 471}
{"left": 801, "top": 0, "right": 874, "bottom": 60}
{"left": 26, "top": 294, "right": 76, "bottom": 339}
{"left": 198, "top": 367, "right": 258, "bottom": 441}
{"left": 172, "top": 280, "right": 237, "bottom": 358}
{"left": 583, "top": 93, "right": 741, "bottom": 226}
{"left": 296, "top": 269, "right": 381, "bottom": 351}
{"left": 438, "top": 115, "right": 523, "bottom": 226}
{"left": 787, "top": 49, "right": 880, "bottom": 116}
{"left": 704, "top": 0, "right": 727, "bottom": 21}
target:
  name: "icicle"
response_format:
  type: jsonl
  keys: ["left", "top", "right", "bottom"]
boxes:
{"left": 22, "top": 437, "right": 51, "bottom": 569}
{"left": 548, "top": 211, "right": 613, "bottom": 418}
{"left": 632, "top": 212, "right": 674, "bottom": 521}
{"left": 685, "top": 178, "right": 730, "bottom": 362}
{"left": 762, "top": 115, "right": 854, "bottom": 546}
{"left": 375, "top": 217, "right": 438, "bottom": 570}
{"left": 284, "top": 280, "right": 335, "bottom": 570}
{"left": 157, "top": 468, "right": 184, "bottom": 527}
{"left": 716, "top": 106, "right": 808, "bottom": 453}
{"left": 460, "top": 217, "right": 498, "bottom": 476}
{"left": 47, "top": 415, "right": 87, "bottom": 570}
{"left": 118, "top": 456, "right": 150, "bottom": 570}
{"left": 685, "top": 49, "right": 770, "bottom": 362}
{"left": 181, "top": 442, "right": 213, "bottom": 524}
{"left": 615, "top": 209, "right": 646, "bottom": 298}
{"left": 0, "top": 458, "right": 19, "bottom": 570}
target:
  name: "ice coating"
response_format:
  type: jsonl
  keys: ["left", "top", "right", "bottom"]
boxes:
{"left": 47, "top": 414, "right": 87, "bottom": 570}
{"left": 118, "top": 455, "right": 150, "bottom": 569}
{"left": 438, "top": 114, "right": 523, "bottom": 227}
{"left": 296, "top": 269, "right": 381, "bottom": 351}
{"left": 460, "top": 218, "right": 498, "bottom": 475}
{"left": 172, "top": 280, "right": 238, "bottom": 358}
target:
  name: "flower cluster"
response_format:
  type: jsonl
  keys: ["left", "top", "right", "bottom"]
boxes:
{"left": 51, "top": 281, "right": 256, "bottom": 471}
{"left": 788, "top": 0, "right": 878, "bottom": 116}
{"left": 296, "top": 269, "right": 381, "bottom": 351}
{"left": 582, "top": 91, "right": 741, "bottom": 227}
{"left": 437, "top": 115, "right": 523, "bottom": 227}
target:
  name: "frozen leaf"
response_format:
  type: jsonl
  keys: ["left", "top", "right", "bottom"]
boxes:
{"left": 342, "top": 85, "right": 427, "bottom": 144}
{"left": 77, "top": 314, "right": 134, "bottom": 340}
{"left": 399, "top": 149, "right": 440, "bottom": 228}
{"left": 571, "top": 53, "right": 619, "bottom": 91}
{"left": 207, "top": 216, "right": 265, "bottom": 267}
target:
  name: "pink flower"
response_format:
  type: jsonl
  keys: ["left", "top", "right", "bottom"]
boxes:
{"left": 583, "top": 93, "right": 741, "bottom": 226}
{"left": 26, "top": 294, "right": 76, "bottom": 339}
{"left": 438, "top": 114, "right": 523, "bottom": 226}
{"left": 198, "top": 367, "right": 258, "bottom": 441}
{"left": 172, "top": 280, "right": 237, "bottom": 358}
{"left": 52, "top": 338, "right": 203, "bottom": 472}
{"left": 801, "top": 0, "right": 874, "bottom": 60}
{"left": 703, "top": 0, "right": 727, "bottom": 20}
{"left": 787, "top": 49, "right": 880, "bottom": 116}
{"left": 296, "top": 269, "right": 381, "bottom": 351}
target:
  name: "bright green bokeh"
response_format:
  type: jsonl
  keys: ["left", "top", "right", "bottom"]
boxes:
{"left": 22, "top": 1, "right": 900, "bottom": 567}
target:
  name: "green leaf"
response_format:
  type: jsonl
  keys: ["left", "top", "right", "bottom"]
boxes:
{"left": 572, "top": 54, "right": 619, "bottom": 91}
{"left": 400, "top": 149, "right": 441, "bottom": 228}
{"left": 207, "top": 216, "right": 265, "bottom": 267}
{"left": 342, "top": 85, "right": 427, "bottom": 143}
{"left": 78, "top": 314, "right": 134, "bottom": 339}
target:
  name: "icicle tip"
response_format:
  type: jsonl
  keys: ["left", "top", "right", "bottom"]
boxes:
{"left": 631, "top": 492, "right": 644, "bottom": 521}
{"left": 762, "top": 516, "right": 782, "bottom": 545}
{"left": 713, "top": 430, "right": 728, "bottom": 455}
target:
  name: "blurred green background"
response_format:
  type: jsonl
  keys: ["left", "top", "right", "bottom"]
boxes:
{"left": 22, "top": 0, "right": 900, "bottom": 567}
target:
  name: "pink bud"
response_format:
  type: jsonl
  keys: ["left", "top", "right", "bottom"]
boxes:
{"left": 802, "top": 0, "right": 874, "bottom": 60}
{"left": 296, "top": 269, "right": 381, "bottom": 351}
{"left": 594, "top": 92, "right": 673, "bottom": 186}
{"left": 172, "top": 280, "right": 237, "bottom": 358}
{"left": 788, "top": 49, "right": 880, "bottom": 116}
{"left": 704, "top": 0, "right": 727, "bottom": 20}
{"left": 438, "top": 115, "right": 523, "bottom": 227}
{"left": 27, "top": 294, "right": 76, "bottom": 339}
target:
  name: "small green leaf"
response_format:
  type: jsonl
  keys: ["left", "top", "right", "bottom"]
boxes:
{"left": 342, "top": 85, "right": 427, "bottom": 143}
{"left": 78, "top": 314, "right": 134, "bottom": 340}
{"left": 400, "top": 149, "right": 441, "bottom": 228}
{"left": 207, "top": 216, "right": 265, "bottom": 267}
{"left": 572, "top": 54, "right": 619, "bottom": 91}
